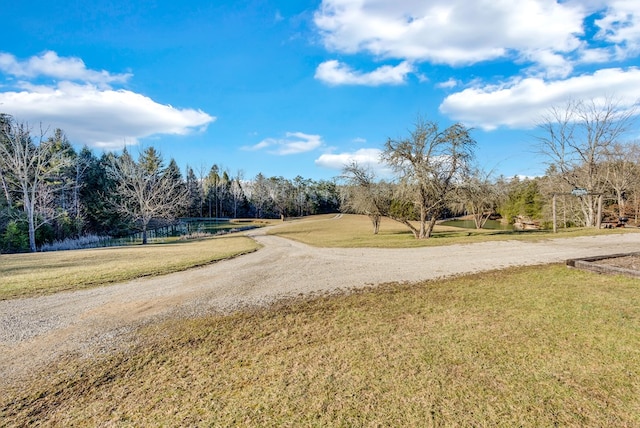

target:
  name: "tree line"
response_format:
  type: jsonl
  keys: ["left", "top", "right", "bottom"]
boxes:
{"left": 341, "top": 99, "right": 640, "bottom": 237}
{"left": 1, "top": 97, "right": 638, "bottom": 252}
{"left": 0, "top": 114, "right": 339, "bottom": 252}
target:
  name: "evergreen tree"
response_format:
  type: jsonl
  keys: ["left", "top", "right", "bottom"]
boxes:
{"left": 185, "top": 166, "right": 203, "bottom": 217}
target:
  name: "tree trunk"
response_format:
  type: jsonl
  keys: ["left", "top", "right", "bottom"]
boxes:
{"left": 616, "top": 189, "right": 625, "bottom": 218}
{"left": 424, "top": 215, "right": 438, "bottom": 238}
{"left": 24, "top": 188, "right": 37, "bottom": 252}
{"left": 418, "top": 206, "right": 427, "bottom": 239}
{"left": 0, "top": 170, "right": 11, "bottom": 207}
{"left": 28, "top": 214, "right": 37, "bottom": 252}
{"left": 473, "top": 209, "right": 491, "bottom": 229}
{"left": 142, "top": 226, "right": 148, "bottom": 245}
{"left": 390, "top": 216, "right": 420, "bottom": 238}
{"left": 579, "top": 196, "right": 593, "bottom": 227}
{"left": 370, "top": 214, "right": 380, "bottom": 234}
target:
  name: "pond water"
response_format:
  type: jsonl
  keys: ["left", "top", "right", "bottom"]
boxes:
{"left": 112, "top": 220, "right": 258, "bottom": 245}
{"left": 440, "top": 219, "right": 514, "bottom": 230}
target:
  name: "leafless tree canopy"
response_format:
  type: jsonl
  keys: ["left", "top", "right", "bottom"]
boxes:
{"left": 457, "top": 168, "right": 500, "bottom": 229}
{"left": 340, "top": 162, "right": 392, "bottom": 234}
{"left": 382, "top": 118, "right": 475, "bottom": 239}
{"left": 603, "top": 141, "right": 640, "bottom": 218}
{"left": 0, "top": 116, "right": 72, "bottom": 252}
{"left": 107, "top": 149, "right": 187, "bottom": 244}
{"left": 537, "top": 97, "right": 638, "bottom": 227}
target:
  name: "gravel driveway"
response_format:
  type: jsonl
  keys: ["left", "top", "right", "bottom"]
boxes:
{"left": 2, "top": 225, "right": 640, "bottom": 387}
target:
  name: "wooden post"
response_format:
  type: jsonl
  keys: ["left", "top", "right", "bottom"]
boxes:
{"left": 596, "top": 194, "right": 603, "bottom": 229}
{"left": 562, "top": 195, "right": 566, "bottom": 229}
{"left": 553, "top": 193, "right": 557, "bottom": 233}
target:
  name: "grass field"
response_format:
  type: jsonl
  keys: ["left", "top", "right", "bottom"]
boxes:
{"left": 0, "top": 235, "right": 260, "bottom": 300}
{"left": 270, "top": 213, "right": 637, "bottom": 248}
{"left": 3, "top": 264, "right": 639, "bottom": 426}
{"left": 2, "top": 214, "right": 635, "bottom": 300}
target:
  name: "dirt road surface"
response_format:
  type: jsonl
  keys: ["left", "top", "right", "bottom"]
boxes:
{"left": 2, "top": 225, "right": 640, "bottom": 387}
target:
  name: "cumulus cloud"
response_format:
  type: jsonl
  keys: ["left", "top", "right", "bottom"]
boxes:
{"left": 0, "top": 51, "right": 131, "bottom": 86}
{"left": 594, "top": 0, "right": 640, "bottom": 58}
{"left": 0, "top": 51, "right": 215, "bottom": 148}
{"left": 314, "top": 0, "right": 584, "bottom": 65}
{"left": 315, "top": 60, "right": 413, "bottom": 86}
{"left": 243, "top": 132, "right": 323, "bottom": 155}
{"left": 439, "top": 67, "right": 640, "bottom": 130}
{"left": 315, "top": 148, "right": 390, "bottom": 176}
{"left": 313, "top": 0, "right": 640, "bottom": 84}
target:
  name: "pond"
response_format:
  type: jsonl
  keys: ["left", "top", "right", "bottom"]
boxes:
{"left": 112, "top": 219, "right": 259, "bottom": 245}
{"left": 440, "top": 219, "right": 514, "bottom": 230}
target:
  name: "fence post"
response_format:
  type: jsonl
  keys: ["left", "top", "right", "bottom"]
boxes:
{"left": 553, "top": 194, "right": 557, "bottom": 233}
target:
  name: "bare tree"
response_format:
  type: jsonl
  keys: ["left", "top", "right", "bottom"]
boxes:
{"left": 382, "top": 118, "right": 475, "bottom": 239}
{"left": 268, "top": 176, "right": 293, "bottom": 220}
{"left": 293, "top": 175, "right": 312, "bottom": 217}
{"left": 340, "top": 162, "right": 391, "bottom": 234}
{"left": 603, "top": 141, "right": 640, "bottom": 218}
{"left": 537, "top": 97, "right": 637, "bottom": 227}
{"left": 246, "top": 173, "right": 270, "bottom": 218}
{"left": 107, "top": 149, "right": 187, "bottom": 244}
{"left": 229, "top": 171, "right": 245, "bottom": 219}
{"left": 457, "top": 168, "right": 500, "bottom": 229}
{"left": 0, "top": 116, "right": 72, "bottom": 252}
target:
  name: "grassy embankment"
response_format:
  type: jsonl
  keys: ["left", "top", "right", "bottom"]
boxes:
{"left": 3, "top": 265, "right": 639, "bottom": 426}
{"left": 0, "top": 235, "right": 260, "bottom": 300}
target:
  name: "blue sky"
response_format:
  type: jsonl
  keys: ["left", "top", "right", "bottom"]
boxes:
{"left": 1, "top": 0, "right": 640, "bottom": 180}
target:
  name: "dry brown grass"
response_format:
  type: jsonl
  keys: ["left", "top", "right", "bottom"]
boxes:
{"left": 3, "top": 265, "right": 640, "bottom": 426}
{"left": 0, "top": 235, "right": 260, "bottom": 300}
{"left": 271, "top": 214, "right": 637, "bottom": 248}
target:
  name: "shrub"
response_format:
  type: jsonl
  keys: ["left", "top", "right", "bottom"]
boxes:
{"left": 39, "top": 234, "right": 112, "bottom": 252}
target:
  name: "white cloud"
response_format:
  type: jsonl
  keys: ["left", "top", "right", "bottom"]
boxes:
{"left": 436, "top": 78, "right": 459, "bottom": 89}
{"left": 439, "top": 67, "right": 640, "bottom": 130}
{"left": 0, "top": 51, "right": 214, "bottom": 148}
{"left": 0, "top": 82, "right": 214, "bottom": 148}
{"left": 315, "top": 148, "right": 389, "bottom": 176}
{"left": 314, "top": 0, "right": 584, "bottom": 67}
{"left": 313, "top": 0, "right": 640, "bottom": 83}
{"left": 594, "top": 0, "right": 640, "bottom": 58}
{"left": 0, "top": 51, "right": 131, "bottom": 86}
{"left": 243, "top": 132, "right": 323, "bottom": 155}
{"left": 315, "top": 60, "right": 413, "bottom": 86}
{"left": 523, "top": 49, "right": 575, "bottom": 79}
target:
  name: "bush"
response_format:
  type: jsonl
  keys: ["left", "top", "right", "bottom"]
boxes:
{"left": 1, "top": 220, "right": 29, "bottom": 253}
{"left": 39, "top": 234, "right": 112, "bottom": 252}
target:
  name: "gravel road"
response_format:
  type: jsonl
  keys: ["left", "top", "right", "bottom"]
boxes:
{"left": 2, "top": 223, "right": 640, "bottom": 388}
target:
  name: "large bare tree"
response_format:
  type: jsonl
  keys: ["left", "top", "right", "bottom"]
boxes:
{"left": 537, "top": 98, "right": 637, "bottom": 227}
{"left": 0, "top": 116, "right": 72, "bottom": 252}
{"left": 107, "top": 149, "right": 187, "bottom": 244}
{"left": 340, "top": 162, "right": 392, "bottom": 234}
{"left": 382, "top": 118, "right": 475, "bottom": 239}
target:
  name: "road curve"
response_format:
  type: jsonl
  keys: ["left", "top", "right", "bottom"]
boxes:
{"left": 1, "top": 225, "right": 639, "bottom": 387}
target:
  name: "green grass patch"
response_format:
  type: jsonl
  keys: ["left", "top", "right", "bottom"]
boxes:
{"left": 3, "top": 265, "right": 640, "bottom": 426}
{"left": 0, "top": 236, "right": 260, "bottom": 300}
{"left": 271, "top": 214, "right": 639, "bottom": 248}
